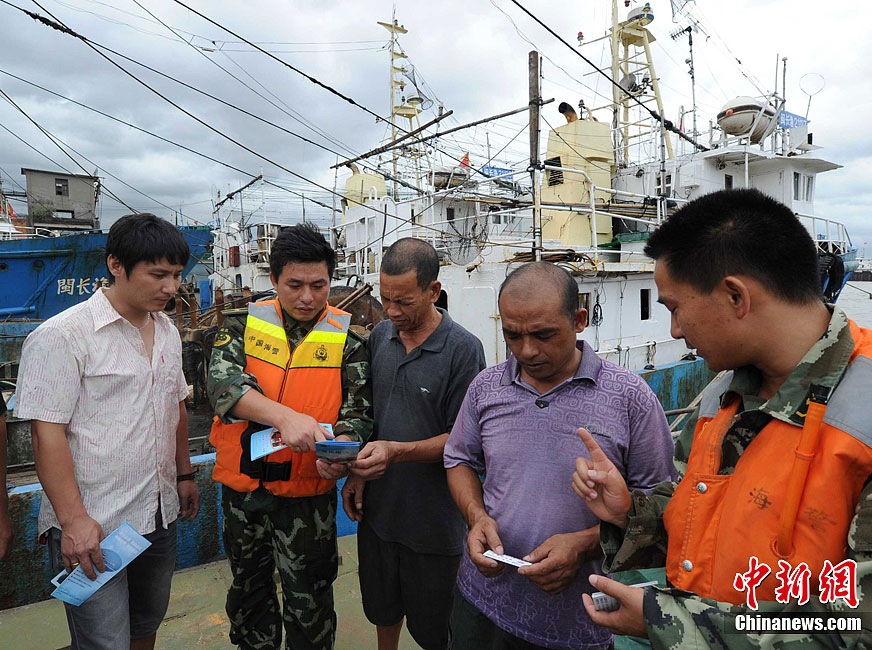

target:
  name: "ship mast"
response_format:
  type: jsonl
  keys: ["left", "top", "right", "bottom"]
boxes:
{"left": 378, "top": 14, "right": 423, "bottom": 199}
{"left": 608, "top": 0, "right": 673, "bottom": 164}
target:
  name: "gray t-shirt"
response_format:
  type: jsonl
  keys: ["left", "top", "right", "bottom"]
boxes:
{"left": 364, "top": 308, "right": 486, "bottom": 554}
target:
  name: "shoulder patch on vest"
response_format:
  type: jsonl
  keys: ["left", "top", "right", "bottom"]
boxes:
{"left": 823, "top": 355, "right": 872, "bottom": 449}
{"left": 699, "top": 371, "right": 734, "bottom": 419}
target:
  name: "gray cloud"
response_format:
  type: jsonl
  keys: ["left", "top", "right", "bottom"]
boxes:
{"left": 0, "top": 0, "right": 867, "bottom": 245}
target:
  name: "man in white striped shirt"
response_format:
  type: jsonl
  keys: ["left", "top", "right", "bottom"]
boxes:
{"left": 15, "top": 213, "right": 200, "bottom": 650}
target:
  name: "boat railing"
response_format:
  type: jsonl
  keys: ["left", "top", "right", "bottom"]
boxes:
{"left": 0, "top": 225, "right": 58, "bottom": 240}
{"left": 795, "top": 211, "right": 854, "bottom": 255}
{"left": 340, "top": 162, "right": 851, "bottom": 274}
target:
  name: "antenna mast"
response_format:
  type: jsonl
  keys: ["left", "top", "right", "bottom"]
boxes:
{"left": 610, "top": 1, "right": 673, "bottom": 163}
{"left": 379, "top": 14, "right": 422, "bottom": 200}
{"left": 670, "top": 25, "right": 697, "bottom": 138}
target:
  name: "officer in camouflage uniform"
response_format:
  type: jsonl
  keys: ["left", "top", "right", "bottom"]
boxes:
{"left": 207, "top": 223, "right": 372, "bottom": 650}
{"left": 571, "top": 189, "right": 872, "bottom": 648}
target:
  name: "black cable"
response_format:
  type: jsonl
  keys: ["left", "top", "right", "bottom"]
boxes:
{"left": 0, "top": 119, "right": 122, "bottom": 218}
{"left": 15, "top": 0, "right": 364, "bottom": 222}
{"left": 129, "top": 0, "right": 361, "bottom": 162}
{"left": 171, "top": 0, "right": 389, "bottom": 125}
{"left": 0, "top": 68, "right": 343, "bottom": 219}
{"left": 2, "top": 0, "right": 514, "bottom": 248}
{"left": 0, "top": 87, "right": 134, "bottom": 211}
{"left": 506, "top": 0, "right": 709, "bottom": 152}
{"left": 170, "top": 0, "right": 518, "bottom": 182}
{"left": 0, "top": 89, "right": 182, "bottom": 215}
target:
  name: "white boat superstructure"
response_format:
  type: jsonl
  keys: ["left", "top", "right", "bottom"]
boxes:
{"left": 210, "top": 1, "right": 856, "bottom": 372}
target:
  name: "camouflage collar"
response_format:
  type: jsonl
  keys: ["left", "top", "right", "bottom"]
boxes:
{"left": 279, "top": 305, "right": 325, "bottom": 346}
{"left": 725, "top": 306, "right": 855, "bottom": 426}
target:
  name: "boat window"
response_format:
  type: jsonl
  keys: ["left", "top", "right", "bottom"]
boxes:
{"left": 656, "top": 173, "right": 672, "bottom": 196}
{"left": 640, "top": 288, "right": 651, "bottom": 321}
{"left": 446, "top": 207, "right": 455, "bottom": 222}
{"left": 55, "top": 178, "right": 69, "bottom": 197}
{"left": 793, "top": 172, "right": 814, "bottom": 202}
{"left": 436, "top": 290, "right": 448, "bottom": 311}
{"left": 545, "top": 157, "right": 563, "bottom": 186}
{"left": 724, "top": 174, "right": 733, "bottom": 189}
{"left": 53, "top": 210, "right": 74, "bottom": 219}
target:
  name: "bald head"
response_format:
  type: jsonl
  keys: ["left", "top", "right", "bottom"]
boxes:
{"left": 381, "top": 237, "right": 439, "bottom": 289}
{"left": 499, "top": 262, "right": 578, "bottom": 321}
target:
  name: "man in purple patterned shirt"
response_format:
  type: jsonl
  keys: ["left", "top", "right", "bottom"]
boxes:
{"left": 444, "top": 262, "right": 676, "bottom": 650}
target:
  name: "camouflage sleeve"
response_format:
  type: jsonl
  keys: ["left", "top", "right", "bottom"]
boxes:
{"left": 642, "top": 479, "right": 872, "bottom": 650}
{"left": 672, "top": 404, "right": 700, "bottom": 478}
{"left": 333, "top": 330, "right": 373, "bottom": 444}
{"left": 206, "top": 314, "right": 264, "bottom": 423}
{"left": 601, "top": 480, "right": 676, "bottom": 573}
{"left": 601, "top": 406, "right": 698, "bottom": 572}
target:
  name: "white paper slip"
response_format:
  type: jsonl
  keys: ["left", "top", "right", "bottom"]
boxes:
{"left": 483, "top": 550, "right": 532, "bottom": 568}
{"left": 250, "top": 423, "right": 334, "bottom": 461}
{"left": 591, "top": 580, "right": 659, "bottom": 612}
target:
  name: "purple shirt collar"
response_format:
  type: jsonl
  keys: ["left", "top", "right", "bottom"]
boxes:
{"left": 500, "top": 339, "right": 600, "bottom": 393}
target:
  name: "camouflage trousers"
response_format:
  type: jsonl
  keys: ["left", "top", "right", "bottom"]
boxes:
{"left": 221, "top": 486, "right": 339, "bottom": 650}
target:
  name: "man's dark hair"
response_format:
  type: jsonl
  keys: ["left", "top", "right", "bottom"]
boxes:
{"left": 644, "top": 188, "right": 820, "bottom": 304}
{"left": 105, "top": 213, "right": 189, "bottom": 280}
{"left": 499, "top": 261, "right": 578, "bottom": 321}
{"left": 269, "top": 223, "right": 336, "bottom": 279}
{"left": 381, "top": 238, "right": 439, "bottom": 289}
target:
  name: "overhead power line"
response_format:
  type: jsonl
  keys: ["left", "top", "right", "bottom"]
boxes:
{"left": 127, "top": 0, "right": 361, "bottom": 161}
{"left": 505, "top": 0, "right": 709, "bottom": 152}
{"left": 2, "top": 0, "right": 522, "bottom": 248}
{"left": 171, "top": 0, "right": 389, "bottom": 125}
{"left": 0, "top": 68, "right": 332, "bottom": 216}
{"left": 0, "top": 86, "right": 135, "bottom": 210}
{"left": 16, "top": 0, "right": 367, "bottom": 217}
{"left": 169, "top": 0, "right": 511, "bottom": 181}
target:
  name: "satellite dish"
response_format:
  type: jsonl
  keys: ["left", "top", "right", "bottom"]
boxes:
{"left": 407, "top": 96, "right": 425, "bottom": 105}
{"left": 800, "top": 73, "right": 826, "bottom": 119}
{"left": 800, "top": 73, "right": 825, "bottom": 97}
{"left": 618, "top": 74, "right": 639, "bottom": 95}
{"left": 442, "top": 205, "right": 486, "bottom": 265}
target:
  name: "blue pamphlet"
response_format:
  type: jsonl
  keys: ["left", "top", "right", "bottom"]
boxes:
{"left": 250, "top": 423, "right": 334, "bottom": 461}
{"left": 50, "top": 522, "right": 151, "bottom": 606}
{"left": 315, "top": 440, "right": 361, "bottom": 463}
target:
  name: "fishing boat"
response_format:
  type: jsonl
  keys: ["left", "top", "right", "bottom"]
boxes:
{"left": 211, "top": 3, "right": 855, "bottom": 415}
{"left": 0, "top": 0, "right": 858, "bottom": 614}
{"left": 0, "top": 218, "right": 213, "bottom": 372}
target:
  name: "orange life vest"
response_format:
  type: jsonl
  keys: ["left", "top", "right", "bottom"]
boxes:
{"left": 210, "top": 300, "right": 352, "bottom": 498}
{"left": 663, "top": 319, "right": 872, "bottom": 604}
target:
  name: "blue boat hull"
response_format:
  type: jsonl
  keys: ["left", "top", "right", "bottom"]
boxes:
{"left": 0, "top": 226, "right": 212, "bottom": 320}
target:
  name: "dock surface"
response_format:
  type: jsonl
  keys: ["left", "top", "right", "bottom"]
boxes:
{"left": 0, "top": 535, "right": 421, "bottom": 650}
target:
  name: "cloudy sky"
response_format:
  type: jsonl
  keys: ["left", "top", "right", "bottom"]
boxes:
{"left": 1, "top": 0, "right": 869, "bottom": 254}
